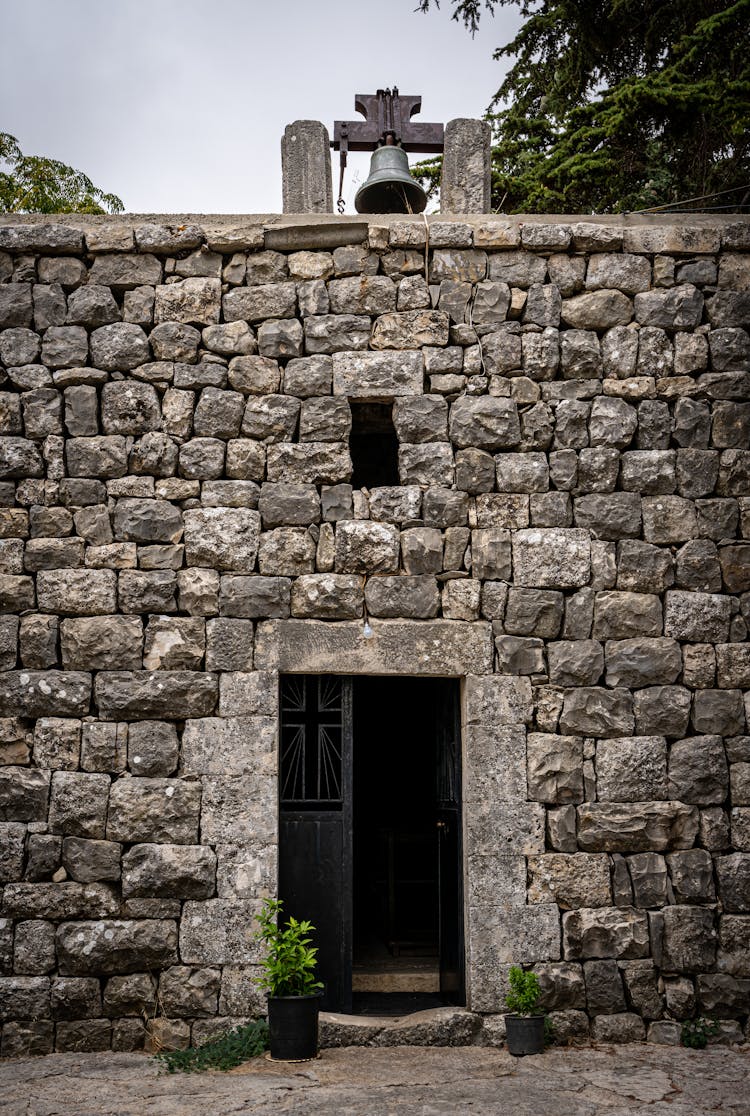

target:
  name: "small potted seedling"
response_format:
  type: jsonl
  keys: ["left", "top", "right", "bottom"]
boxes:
{"left": 254, "top": 898, "right": 323, "bottom": 1061}
{"left": 504, "top": 966, "right": 545, "bottom": 1056}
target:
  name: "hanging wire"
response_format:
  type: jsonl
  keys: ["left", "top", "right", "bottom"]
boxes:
{"left": 629, "top": 183, "right": 750, "bottom": 214}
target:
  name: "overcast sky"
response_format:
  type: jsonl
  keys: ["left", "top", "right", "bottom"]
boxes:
{"left": 1, "top": 0, "right": 521, "bottom": 214}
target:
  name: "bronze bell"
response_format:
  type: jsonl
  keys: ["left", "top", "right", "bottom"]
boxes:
{"left": 355, "top": 143, "right": 428, "bottom": 214}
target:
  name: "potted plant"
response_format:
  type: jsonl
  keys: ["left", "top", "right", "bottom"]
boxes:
{"left": 254, "top": 897, "right": 324, "bottom": 1061}
{"left": 504, "top": 966, "right": 545, "bottom": 1056}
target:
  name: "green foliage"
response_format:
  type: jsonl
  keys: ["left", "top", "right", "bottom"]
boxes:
{"left": 681, "top": 1016, "right": 720, "bottom": 1049}
{"left": 254, "top": 898, "right": 324, "bottom": 998}
{"left": 504, "top": 965, "right": 542, "bottom": 1015}
{"left": 154, "top": 1019, "right": 269, "bottom": 1073}
{"left": 0, "top": 132, "right": 124, "bottom": 215}
{"left": 416, "top": 0, "right": 750, "bottom": 213}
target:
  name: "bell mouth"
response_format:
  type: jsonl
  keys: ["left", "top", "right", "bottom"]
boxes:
{"left": 354, "top": 146, "right": 428, "bottom": 214}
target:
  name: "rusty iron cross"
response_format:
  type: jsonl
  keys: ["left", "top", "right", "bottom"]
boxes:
{"left": 332, "top": 88, "right": 444, "bottom": 154}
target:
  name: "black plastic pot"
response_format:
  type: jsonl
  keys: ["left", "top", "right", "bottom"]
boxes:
{"left": 505, "top": 1013, "right": 545, "bottom": 1056}
{"left": 267, "top": 995, "right": 320, "bottom": 1061}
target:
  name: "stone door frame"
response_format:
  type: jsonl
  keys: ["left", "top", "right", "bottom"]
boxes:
{"left": 254, "top": 618, "right": 560, "bottom": 1013}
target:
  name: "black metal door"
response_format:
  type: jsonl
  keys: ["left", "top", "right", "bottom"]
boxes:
{"left": 436, "top": 683, "right": 464, "bottom": 1002}
{"left": 278, "top": 675, "right": 353, "bottom": 1013}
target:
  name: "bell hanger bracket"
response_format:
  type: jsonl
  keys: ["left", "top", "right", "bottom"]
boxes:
{"left": 333, "top": 87, "right": 445, "bottom": 154}
{"left": 332, "top": 87, "right": 444, "bottom": 214}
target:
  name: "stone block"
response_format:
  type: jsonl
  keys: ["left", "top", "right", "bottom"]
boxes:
{"left": 179, "top": 899, "right": 262, "bottom": 965}
{"left": 528, "top": 854, "right": 611, "bottom": 909}
{"left": 527, "top": 733, "right": 583, "bottom": 804}
{"left": 59, "top": 616, "right": 143, "bottom": 671}
{"left": 633, "top": 686, "right": 692, "bottom": 738}
{"left": 364, "top": 575, "right": 438, "bottom": 620}
{"left": 50, "top": 976, "right": 102, "bottom": 1021}
{"left": 223, "top": 283, "right": 297, "bottom": 323}
{"left": 106, "top": 778, "right": 201, "bottom": 843}
{"left": 258, "top": 527, "right": 316, "bottom": 576}
{"left": 255, "top": 619, "right": 493, "bottom": 676}
{"left": 399, "top": 443, "right": 454, "bottom": 486}
{"left": 548, "top": 641, "right": 603, "bottom": 687}
{"left": 335, "top": 520, "right": 399, "bottom": 574}
{"left": 642, "top": 496, "right": 698, "bottom": 545}
{"left": 464, "top": 675, "right": 532, "bottom": 726}
{"left": 153, "top": 278, "right": 221, "bottom": 326}
{"left": 661, "top": 906, "right": 717, "bottom": 972}
{"left": 265, "top": 442, "right": 351, "bottom": 486}
{"left": 596, "top": 736, "right": 668, "bottom": 801}
{"left": 37, "top": 568, "right": 116, "bottom": 615}
{"left": 61, "top": 838, "right": 121, "bottom": 884}
{"left": 159, "top": 965, "right": 220, "bottom": 1017}
{"left": 560, "top": 687, "right": 634, "bottom": 738}
{"left": 634, "top": 285, "right": 704, "bottom": 328}
{"left": 204, "top": 618, "right": 254, "bottom": 671}
{"left": 2, "top": 881, "right": 118, "bottom": 920}
{"left": 463, "top": 724, "right": 526, "bottom": 804}
{"left": 48, "top": 771, "right": 109, "bottom": 839}
{"left": 628, "top": 852, "right": 668, "bottom": 908}
{"left": 31, "top": 717, "right": 80, "bottom": 770}
{"left": 182, "top": 715, "right": 275, "bottom": 777}
{"left": 604, "top": 638, "right": 681, "bottom": 688}
{"left": 716, "top": 853, "right": 750, "bottom": 911}
{"left": 220, "top": 574, "right": 290, "bottom": 619}
{"left": 441, "top": 118, "right": 491, "bottom": 213}
{"left": 142, "top": 617, "right": 205, "bottom": 671}
{"left": 118, "top": 570, "right": 177, "bottom": 614}
{"left": 449, "top": 397, "right": 521, "bottom": 450}
{"left": 183, "top": 508, "right": 260, "bottom": 572}
{"left": 94, "top": 671, "right": 217, "bottom": 720}
{"left": 56, "top": 920, "right": 178, "bottom": 975}
{"left": 127, "top": 721, "right": 178, "bottom": 778}
{"left": 577, "top": 802, "right": 699, "bottom": 852}
{"left": 668, "top": 735, "right": 729, "bottom": 805}
{"left": 122, "top": 844, "right": 216, "bottom": 899}
{"left": 332, "top": 351, "right": 423, "bottom": 399}
{"left": 101, "top": 381, "right": 161, "bottom": 436}
{"left": 667, "top": 849, "right": 716, "bottom": 905}
{"left": 102, "top": 972, "right": 157, "bottom": 1017}
{"left": 512, "top": 528, "right": 590, "bottom": 588}
{"left": 0, "top": 975, "right": 51, "bottom": 1021}
{"left": 468, "top": 903, "right": 560, "bottom": 966}
{"left": 563, "top": 907, "right": 650, "bottom": 960}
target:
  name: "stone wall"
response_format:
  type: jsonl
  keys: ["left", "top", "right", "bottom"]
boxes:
{"left": 0, "top": 213, "right": 748, "bottom": 1054}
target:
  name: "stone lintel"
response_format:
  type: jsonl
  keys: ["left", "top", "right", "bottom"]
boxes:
{"left": 254, "top": 619, "right": 493, "bottom": 676}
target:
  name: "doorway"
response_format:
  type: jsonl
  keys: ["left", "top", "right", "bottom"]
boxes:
{"left": 278, "top": 674, "right": 464, "bottom": 1015}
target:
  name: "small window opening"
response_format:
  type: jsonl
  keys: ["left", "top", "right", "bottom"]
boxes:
{"left": 349, "top": 403, "right": 399, "bottom": 489}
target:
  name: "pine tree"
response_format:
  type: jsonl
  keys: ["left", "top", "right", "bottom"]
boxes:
{"left": 416, "top": 0, "right": 750, "bottom": 213}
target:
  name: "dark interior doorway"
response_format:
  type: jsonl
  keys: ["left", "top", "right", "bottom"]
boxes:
{"left": 278, "top": 674, "right": 463, "bottom": 1016}
{"left": 353, "top": 677, "right": 442, "bottom": 1015}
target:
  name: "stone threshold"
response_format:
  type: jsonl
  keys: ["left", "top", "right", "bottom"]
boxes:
{"left": 320, "top": 1007, "right": 482, "bottom": 1047}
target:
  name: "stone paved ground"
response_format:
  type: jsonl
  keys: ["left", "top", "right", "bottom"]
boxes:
{"left": 1, "top": 1044, "right": 748, "bottom": 1116}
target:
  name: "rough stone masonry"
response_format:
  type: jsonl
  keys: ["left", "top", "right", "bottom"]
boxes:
{"left": 0, "top": 212, "right": 748, "bottom": 1056}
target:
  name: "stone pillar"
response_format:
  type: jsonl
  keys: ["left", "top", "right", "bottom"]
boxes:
{"left": 440, "top": 118, "right": 492, "bottom": 214}
{"left": 281, "top": 120, "right": 334, "bottom": 214}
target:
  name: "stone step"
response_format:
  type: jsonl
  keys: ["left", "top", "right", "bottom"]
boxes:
{"left": 352, "top": 969, "right": 440, "bottom": 992}
{"left": 320, "top": 1007, "right": 482, "bottom": 1048}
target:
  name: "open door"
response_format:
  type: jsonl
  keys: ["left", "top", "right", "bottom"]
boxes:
{"left": 279, "top": 675, "right": 463, "bottom": 1014}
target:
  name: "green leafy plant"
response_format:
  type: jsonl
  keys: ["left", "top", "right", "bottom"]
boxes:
{"left": 681, "top": 1016, "right": 720, "bottom": 1049}
{"left": 254, "top": 897, "right": 324, "bottom": 998}
{"left": 154, "top": 1020, "right": 269, "bottom": 1073}
{"left": 504, "top": 966, "right": 542, "bottom": 1016}
{"left": 0, "top": 132, "right": 124, "bottom": 214}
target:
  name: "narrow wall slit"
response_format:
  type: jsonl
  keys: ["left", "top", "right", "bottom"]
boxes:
{"left": 279, "top": 674, "right": 464, "bottom": 1015}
